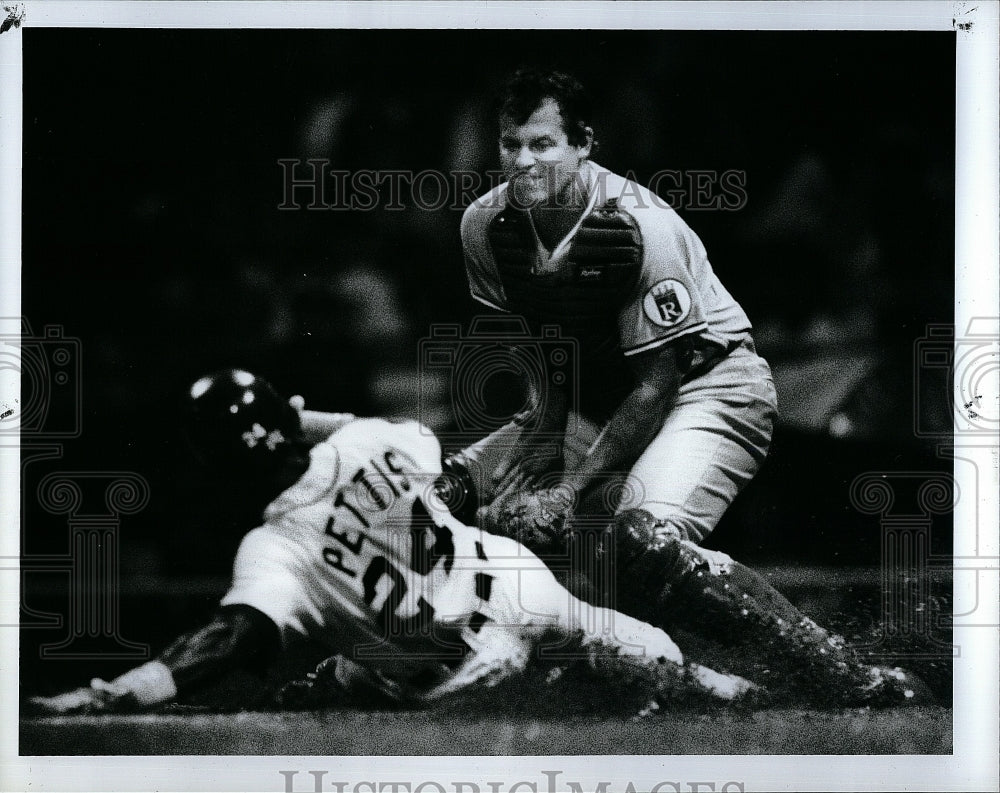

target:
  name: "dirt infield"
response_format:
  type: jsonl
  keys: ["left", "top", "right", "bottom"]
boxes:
{"left": 21, "top": 706, "right": 951, "bottom": 755}
{"left": 19, "top": 563, "right": 955, "bottom": 757}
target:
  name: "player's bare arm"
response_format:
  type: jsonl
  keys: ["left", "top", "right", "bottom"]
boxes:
{"left": 27, "top": 604, "right": 280, "bottom": 715}
{"left": 478, "top": 343, "right": 682, "bottom": 542}
{"left": 560, "top": 342, "right": 682, "bottom": 498}
{"left": 490, "top": 371, "right": 570, "bottom": 497}
{"left": 158, "top": 604, "right": 279, "bottom": 690}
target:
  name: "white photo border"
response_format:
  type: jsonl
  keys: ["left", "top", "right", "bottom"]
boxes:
{"left": 2, "top": 2, "right": 997, "bottom": 792}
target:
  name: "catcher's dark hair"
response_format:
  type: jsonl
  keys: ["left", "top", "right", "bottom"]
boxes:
{"left": 497, "top": 67, "right": 598, "bottom": 151}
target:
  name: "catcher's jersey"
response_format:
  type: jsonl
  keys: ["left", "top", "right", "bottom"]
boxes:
{"left": 221, "top": 418, "right": 567, "bottom": 700}
{"left": 462, "top": 162, "right": 752, "bottom": 413}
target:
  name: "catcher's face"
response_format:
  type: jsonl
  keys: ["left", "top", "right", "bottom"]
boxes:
{"left": 499, "top": 98, "right": 591, "bottom": 209}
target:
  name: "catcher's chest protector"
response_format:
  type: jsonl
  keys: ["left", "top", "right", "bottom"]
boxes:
{"left": 488, "top": 198, "right": 643, "bottom": 337}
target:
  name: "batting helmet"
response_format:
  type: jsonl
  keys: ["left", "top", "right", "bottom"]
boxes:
{"left": 183, "top": 369, "right": 302, "bottom": 471}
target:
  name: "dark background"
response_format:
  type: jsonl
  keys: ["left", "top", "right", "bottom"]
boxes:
{"left": 19, "top": 29, "right": 955, "bottom": 689}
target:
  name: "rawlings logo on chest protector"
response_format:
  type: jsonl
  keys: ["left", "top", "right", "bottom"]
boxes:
{"left": 487, "top": 197, "right": 643, "bottom": 323}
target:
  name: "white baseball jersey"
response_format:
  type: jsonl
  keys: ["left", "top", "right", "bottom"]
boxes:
{"left": 221, "top": 418, "right": 593, "bottom": 701}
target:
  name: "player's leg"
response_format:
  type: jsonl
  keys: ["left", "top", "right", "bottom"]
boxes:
{"left": 624, "top": 344, "right": 777, "bottom": 544}
{"left": 568, "top": 599, "right": 760, "bottom": 704}
{"left": 491, "top": 533, "right": 759, "bottom": 704}
{"left": 605, "top": 510, "right": 928, "bottom": 705}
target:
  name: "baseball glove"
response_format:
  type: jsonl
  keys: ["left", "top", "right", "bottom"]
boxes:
{"left": 478, "top": 486, "right": 575, "bottom": 551}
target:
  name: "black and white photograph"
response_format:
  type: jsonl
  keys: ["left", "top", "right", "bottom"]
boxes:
{"left": 2, "top": 2, "right": 998, "bottom": 791}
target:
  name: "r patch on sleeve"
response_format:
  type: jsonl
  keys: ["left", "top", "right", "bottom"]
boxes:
{"left": 643, "top": 279, "right": 692, "bottom": 327}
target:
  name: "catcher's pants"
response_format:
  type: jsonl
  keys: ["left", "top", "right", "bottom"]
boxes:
{"left": 460, "top": 339, "right": 778, "bottom": 544}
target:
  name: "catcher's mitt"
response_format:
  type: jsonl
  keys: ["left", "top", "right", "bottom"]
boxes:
{"left": 478, "top": 486, "right": 575, "bottom": 551}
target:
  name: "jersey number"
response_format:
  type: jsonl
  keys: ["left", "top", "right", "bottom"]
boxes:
{"left": 362, "top": 499, "right": 454, "bottom": 633}
{"left": 324, "top": 458, "right": 486, "bottom": 665}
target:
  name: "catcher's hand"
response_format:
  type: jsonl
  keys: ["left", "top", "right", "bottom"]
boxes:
{"left": 478, "top": 486, "right": 575, "bottom": 550}
{"left": 26, "top": 678, "right": 141, "bottom": 716}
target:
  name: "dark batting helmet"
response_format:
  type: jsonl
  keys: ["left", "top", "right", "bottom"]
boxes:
{"left": 183, "top": 369, "right": 303, "bottom": 471}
